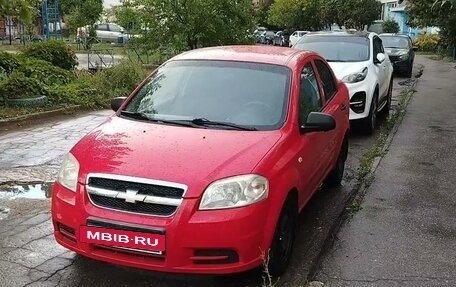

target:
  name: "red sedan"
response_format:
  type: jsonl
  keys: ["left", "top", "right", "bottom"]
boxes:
{"left": 52, "top": 46, "right": 350, "bottom": 276}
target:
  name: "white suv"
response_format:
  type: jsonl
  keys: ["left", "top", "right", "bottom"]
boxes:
{"left": 293, "top": 31, "right": 394, "bottom": 134}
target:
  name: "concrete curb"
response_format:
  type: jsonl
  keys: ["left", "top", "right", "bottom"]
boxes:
{"left": 307, "top": 76, "right": 420, "bottom": 286}
{"left": 0, "top": 105, "right": 81, "bottom": 126}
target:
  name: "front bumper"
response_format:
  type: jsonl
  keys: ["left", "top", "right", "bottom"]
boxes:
{"left": 51, "top": 182, "right": 269, "bottom": 274}
{"left": 345, "top": 81, "right": 376, "bottom": 121}
{"left": 389, "top": 56, "right": 411, "bottom": 71}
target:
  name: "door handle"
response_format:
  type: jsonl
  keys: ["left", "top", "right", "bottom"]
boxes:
{"left": 340, "top": 103, "right": 347, "bottom": 111}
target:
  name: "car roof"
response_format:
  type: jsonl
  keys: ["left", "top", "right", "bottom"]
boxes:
{"left": 170, "top": 46, "right": 316, "bottom": 67}
{"left": 305, "top": 31, "right": 372, "bottom": 38}
{"left": 379, "top": 33, "right": 410, "bottom": 38}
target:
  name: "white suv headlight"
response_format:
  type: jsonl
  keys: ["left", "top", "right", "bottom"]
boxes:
{"left": 199, "top": 174, "right": 269, "bottom": 210}
{"left": 342, "top": 67, "right": 368, "bottom": 84}
{"left": 57, "top": 153, "right": 80, "bottom": 192}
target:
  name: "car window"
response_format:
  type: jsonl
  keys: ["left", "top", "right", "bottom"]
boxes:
{"left": 373, "top": 36, "right": 384, "bottom": 56}
{"left": 294, "top": 36, "right": 370, "bottom": 62}
{"left": 314, "top": 60, "right": 337, "bottom": 102}
{"left": 380, "top": 36, "right": 410, "bottom": 49}
{"left": 292, "top": 32, "right": 297, "bottom": 37}
{"left": 299, "top": 63, "right": 322, "bottom": 125}
{"left": 124, "top": 60, "right": 291, "bottom": 131}
{"left": 97, "top": 24, "right": 108, "bottom": 31}
{"left": 109, "top": 24, "right": 123, "bottom": 32}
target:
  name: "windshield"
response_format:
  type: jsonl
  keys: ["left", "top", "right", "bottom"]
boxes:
{"left": 294, "top": 36, "right": 370, "bottom": 62}
{"left": 380, "top": 36, "right": 409, "bottom": 49}
{"left": 123, "top": 60, "right": 291, "bottom": 130}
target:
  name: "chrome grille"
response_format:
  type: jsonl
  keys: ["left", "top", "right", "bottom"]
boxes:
{"left": 86, "top": 174, "right": 187, "bottom": 217}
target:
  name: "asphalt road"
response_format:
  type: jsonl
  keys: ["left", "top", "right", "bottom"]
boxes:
{"left": 315, "top": 56, "right": 456, "bottom": 287}
{"left": 0, "top": 60, "right": 422, "bottom": 287}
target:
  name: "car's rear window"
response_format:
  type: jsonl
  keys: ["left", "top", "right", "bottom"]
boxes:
{"left": 380, "top": 36, "right": 410, "bottom": 49}
{"left": 124, "top": 60, "right": 291, "bottom": 131}
{"left": 295, "top": 36, "right": 370, "bottom": 62}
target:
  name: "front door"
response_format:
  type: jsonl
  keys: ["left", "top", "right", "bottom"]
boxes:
{"left": 296, "top": 61, "right": 330, "bottom": 206}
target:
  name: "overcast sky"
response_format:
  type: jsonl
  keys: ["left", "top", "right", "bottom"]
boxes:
{"left": 103, "top": 0, "right": 120, "bottom": 8}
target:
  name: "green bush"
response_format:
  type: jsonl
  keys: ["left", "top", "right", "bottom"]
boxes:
{"left": 22, "top": 40, "right": 78, "bottom": 70}
{"left": 94, "top": 60, "right": 148, "bottom": 98}
{"left": 382, "top": 19, "right": 400, "bottom": 34}
{"left": 0, "top": 51, "right": 20, "bottom": 74}
{"left": 413, "top": 33, "right": 440, "bottom": 52}
{"left": 47, "top": 61, "right": 147, "bottom": 108}
{"left": 0, "top": 73, "right": 49, "bottom": 100}
{"left": 17, "top": 58, "right": 74, "bottom": 86}
{"left": 48, "top": 82, "right": 103, "bottom": 108}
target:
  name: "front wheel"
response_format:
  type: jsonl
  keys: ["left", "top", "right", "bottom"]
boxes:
{"left": 325, "top": 137, "right": 348, "bottom": 187}
{"left": 360, "top": 95, "right": 378, "bottom": 135}
{"left": 267, "top": 196, "right": 297, "bottom": 276}
{"left": 405, "top": 64, "right": 413, "bottom": 78}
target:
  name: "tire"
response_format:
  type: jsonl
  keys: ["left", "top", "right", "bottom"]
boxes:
{"left": 267, "top": 195, "right": 298, "bottom": 277}
{"left": 5, "top": 95, "right": 48, "bottom": 108}
{"left": 325, "top": 137, "right": 348, "bottom": 187}
{"left": 360, "top": 94, "right": 378, "bottom": 135}
{"left": 381, "top": 78, "right": 393, "bottom": 116}
{"left": 405, "top": 63, "right": 413, "bottom": 78}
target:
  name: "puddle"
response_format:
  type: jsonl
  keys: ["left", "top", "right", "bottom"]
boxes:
{"left": 0, "top": 183, "right": 52, "bottom": 200}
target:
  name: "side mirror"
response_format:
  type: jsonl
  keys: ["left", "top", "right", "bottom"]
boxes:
{"left": 300, "top": 112, "right": 336, "bottom": 133}
{"left": 111, "top": 97, "right": 127, "bottom": 112}
{"left": 376, "top": 53, "right": 386, "bottom": 64}
{"left": 412, "top": 46, "right": 418, "bottom": 51}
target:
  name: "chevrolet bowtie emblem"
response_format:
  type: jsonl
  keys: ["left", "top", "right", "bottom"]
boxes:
{"left": 125, "top": 189, "right": 141, "bottom": 203}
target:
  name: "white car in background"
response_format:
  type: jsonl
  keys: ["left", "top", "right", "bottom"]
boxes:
{"left": 77, "top": 23, "right": 138, "bottom": 44}
{"left": 289, "top": 30, "right": 309, "bottom": 47}
{"left": 293, "top": 31, "right": 394, "bottom": 134}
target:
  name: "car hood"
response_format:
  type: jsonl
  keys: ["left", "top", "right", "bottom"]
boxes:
{"left": 384, "top": 48, "right": 409, "bottom": 56}
{"left": 328, "top": 61, "right": 370, "bottom": 80}
{"left": 72, "top": 116, "right": 283, "bottom": 198}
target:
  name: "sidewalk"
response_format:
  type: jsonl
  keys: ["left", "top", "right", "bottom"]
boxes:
{"left": 316, "top": 57, "right": 456, "bottom": 286}
{"left": 0, "top": 110, "right": 112, "bottom": 183}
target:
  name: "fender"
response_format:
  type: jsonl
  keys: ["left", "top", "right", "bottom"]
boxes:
{"left": 259, "top": 167, "right": 300, "bottom": 251}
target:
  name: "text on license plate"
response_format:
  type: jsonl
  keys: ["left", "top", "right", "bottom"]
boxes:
{"left": 79, "top": 226, "right": 165, "bottom": 251}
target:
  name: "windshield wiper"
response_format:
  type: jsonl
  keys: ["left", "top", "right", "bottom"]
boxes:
{"left": 190, "top": 118, "right": 257, "bottom": 131}
{"left": 120, "top": 111, "right": 197, "bottom": 128}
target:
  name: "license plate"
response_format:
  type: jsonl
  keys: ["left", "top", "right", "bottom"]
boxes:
{"left": 79, "top": 226, "right": 165, "bottom": 252}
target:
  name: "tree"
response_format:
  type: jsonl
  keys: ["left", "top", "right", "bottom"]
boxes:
{"left": 132, "top": 0, "right": 255, "bottom": 51}
{"left": 268, "top": 0, "right": 381, "bottom": 31}
{"left": 268, "top": 0, "right": 326, "bottom": 30}
{"left": 114, "top": 3, "right": 142, "bottom": 33}
{"left": 383, "top": 19, "right": 400, "bottom": 33}
{"left": 324, "top": 0, "right": 381, "bottom": 30}
{"left": 408, "top": 0, "right": 456, "bottom": 49}
{"left": 59, "top": 0, "right": 103, "bottom": 32}
{"left": 0, "top": 0, "right": 41, "bottom": 26}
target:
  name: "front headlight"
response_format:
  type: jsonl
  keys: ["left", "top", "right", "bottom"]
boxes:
{"left": 342, "top": 67, "right": 368, "bottom": 84}
{"left": 199, "top": 174, "right": 269, "bottom": 210}
{"left": 57, "top": 153, "right": 80, "bottom": 192}
{"left": 399, "top": 53, "right": 409, "bottom": 60}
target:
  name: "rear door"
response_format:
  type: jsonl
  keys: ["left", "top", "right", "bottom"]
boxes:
{"left": 96, "top": 24, "right": 109, "bottom": 42}
{"left": 314, "top": 58, "right": 348, "bottom": 167}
